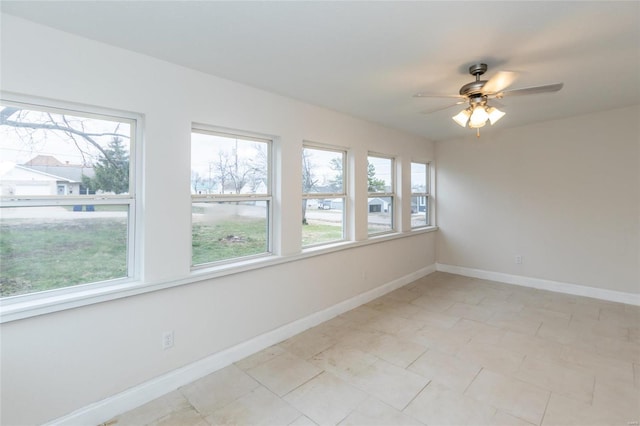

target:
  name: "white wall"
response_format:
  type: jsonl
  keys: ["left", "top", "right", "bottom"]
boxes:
{"left": 436, "top": 105, "right": 640, "bottom": 295}
{"left": 0, "top": 15, "right": 435, "bottom": 425}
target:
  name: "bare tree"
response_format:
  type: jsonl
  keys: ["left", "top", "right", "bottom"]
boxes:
{"left": 302, "top": 149, "right": 319, "bottom": 225}
{"left": 0, "top": 107, "right": 129, "bottom": 169}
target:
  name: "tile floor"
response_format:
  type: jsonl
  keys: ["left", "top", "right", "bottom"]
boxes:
{"left": 109, "top": 272, "right": 640, "bottom": 426}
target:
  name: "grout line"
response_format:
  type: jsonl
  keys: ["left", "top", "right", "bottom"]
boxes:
{"left": 463, "top": 367, "right": 484, "bottom": 395}
{"left": 400, "top": 379, "right": 432, "bottom": 412}
{"left": 539, "top": 390, "right": 553, "bottom": 426}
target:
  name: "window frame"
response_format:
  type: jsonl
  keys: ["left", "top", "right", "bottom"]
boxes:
{"left": 190, "top": 126, "right": 273, "bottom": 268}
{"left": 301, "top": 143, "right": 348, "bottom": 248}
{"left": 367, "top": 152, "right": 396, "bottom": 236}
{"left": 410, "top": 161, "right": 431, "bottom": 229}
{"left": 0, "top": 95, "right": 141, "bottom": 301}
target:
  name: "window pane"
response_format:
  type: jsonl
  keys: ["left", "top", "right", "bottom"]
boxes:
{"left": 191, "top": 132, "right": 268, "bottom": 195}
{"left": 0, "top": 105, "right": 131, "bottom": 196}
{"left": 411, "top": 196, "right": 429, "bottom": 227}
{"left": 302, "top": 198, "right": 344, "bottom": 246}
{"left": 367, "top": 156, "right": 392, "bottom": 193}
{"left": 192, "top": 201, "right": 269, "bottom": 265}
{"left": 368, "top": 196, "right": 393, "bottom": 233}
{"left": 0, "top": 205, "right": 129, "bottom": 297}
{"left": 411, "top": 162, "right": 428, "bottom": 193}
{"left": 302, "top": 147, "right": 344, "bottom": 194}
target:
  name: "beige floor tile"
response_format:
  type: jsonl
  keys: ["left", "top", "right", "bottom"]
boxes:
{"left": 506, "top": 291, "right": 552, "bottom": 309}
{"left": 365, "top": 333, "right": 428, "bottom": 368}
{"left": 114, "top": 274, "right": 639, "bottom": 426}
{"left": 600, "top": 305, "right": 640, "bottom": 326}
{"left": 206, "top": 386, "right": 301, "bottom": 426}
{"left": 409, "top": 322, "right": 471, "bottom": 355}
{"left": 337, "top": 327, "right": 386, "bottom": 352}
{"left": 570, "top": 316, "right": 630, "bottom": 341}
{"left": 479, "top": 296, "right": 524, "bottom": 313}
{"left": 151, "top": 406, "right": 208, "bottom": 426}
{"left": 289, "top": 415, "right": 318, "bottom": 425}
{"left": 536, "top": 322, "right": 577, "bottom": 345}
{"left": 404, "top": 381, "right": 496, "bottom": 426}
{"left": 310, "top": 342, "right": 379, "bottom": 377}
{"left": 515, "top": 355, "right": 595, "bottom": 403}
{"left": 450, "top": 319, "right": 506, "bottom": 345}
{"left": 408, "top": 348, "right": 481, "bottom": 392}
{"left": 235, "top": 344, "right": 286, "bottom": 371}
{"left": 465, "top": 369, "right": 550, "bottom": 425}
{"left": 425, "top": 287, "right": 486, "bottom": 305}
{"left": 113, "top": 390, "right": 192, "bottom": 426}
{"left": 443, "top": 302, "right": 494, "bottom": 322}
{"left": 542, "top": 393, "right": 629, "bottom": 426}
{"left": 180, "top": 364, "right": 260, "bottom": 415}
{"left": 283, "top": 372, "right": 369, "bottom": 425}
{"left": 309, "top": 316, "right": 358, "bottom": 341}
{"left": 490, "top": 410, "right": 535, "bottom": 426}
{"left": 457, "top": 340, "right": 526, "bottom": 375}
{"left": 521, "top": 306, "right": 571, "bottom": 327}
{"left": 338, "top": 305, "right": 383, "bottom": 324}
{"left": 279, "top": 328, "right": 337, "bottom": 360}
{"left": 246, "top": 351, "right": 322, "bottom": 397}
{"left": 499, "top": 330, "right": 566, "bottom": 360}
{"left": 486, "top": 311, "right": 542, "bottom": 335}
{"left": 407, "top": 309, "right": 461, "bottom": 329}
{"left": 560, "top": 345, "right": 634, "bottom": 386}
{"left": 571, "top": 332, "right": 640, "bottom": 364}
{"left": 410, "top": 294, "right": 456, "bottom": 313}
{"left": 339, "top": 359, "right": 429, "bottom": 411}
{"left": 384, "top": 287, "right": 423, "bottom": 303}
{"left": 359, "top": 311, "right": 422, "bottom": 335}
{"left": 338, "top": 397, "right": 424, "bottom": 425}
{"left": 592, "top": 377, "right": 640, "bottom": 422}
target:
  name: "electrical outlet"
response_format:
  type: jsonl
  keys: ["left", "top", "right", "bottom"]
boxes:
{"left": 515, "top": 255, "right": 523, "bottom": 265}
{"left": 162, "top": 331, "right": 174, "bottom": 350}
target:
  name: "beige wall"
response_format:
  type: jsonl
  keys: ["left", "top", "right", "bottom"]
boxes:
{"left": 0, "top": 15, "right": 435, "bottom": 425}
{"left": 436, "top": 105, "right": 640, "bottom": 294}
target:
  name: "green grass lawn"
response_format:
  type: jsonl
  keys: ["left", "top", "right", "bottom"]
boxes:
{"left": 302, "top": 223, "right": 343, "bottom": 246}
{"left": 1, "top": 216, "right": 344, "bottom": 298}
{"left": 0, "top": 219, "right": 128, "bottom": 297}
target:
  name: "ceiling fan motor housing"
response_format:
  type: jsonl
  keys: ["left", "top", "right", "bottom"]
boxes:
{"left": 459, "top": 63, "right": 489, "bottom": 96}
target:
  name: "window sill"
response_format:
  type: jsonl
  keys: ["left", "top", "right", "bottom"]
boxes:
{"left": 0, "top": 226, "right": 438, "bottom": 324}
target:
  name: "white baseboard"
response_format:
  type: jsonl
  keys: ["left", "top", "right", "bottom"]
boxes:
{"left": 436, "top": 263, "right": 640, "bottom": 306}
{"left": 47, "top": 263, "right": 437, "bottom": 426}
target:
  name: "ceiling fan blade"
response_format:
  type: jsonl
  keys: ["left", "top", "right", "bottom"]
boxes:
{"left": 481, "top": 71, "right": 518, "bottom": 95}
{"left": 497, "top": 83, "right": 564, "bottom": 97}
{"left": 420, "top": 101, "right": 466, "bottom": 114}
{"left": 413, "top": 92, "right": 465, "bottom": 99}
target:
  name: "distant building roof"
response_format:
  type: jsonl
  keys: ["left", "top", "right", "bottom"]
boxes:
{"left": 24, "top": 155, "right": 67, "bottom": 167}
{"left": 21, "top": 155, "right": 94, "bottom": 181}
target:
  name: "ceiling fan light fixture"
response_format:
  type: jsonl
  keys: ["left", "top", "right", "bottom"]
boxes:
{"left": 469, "top": 105, "right": 489, "bottom": 128}
{"left": 452, "top": 109, "right": 471, "bottom": 127}
{"left": 487, "top": 106, "right": 506, "bottom": 125}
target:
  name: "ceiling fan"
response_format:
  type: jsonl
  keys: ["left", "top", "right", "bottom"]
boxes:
{"left": 414, "top": 63, "right": 563, "bottom": 136}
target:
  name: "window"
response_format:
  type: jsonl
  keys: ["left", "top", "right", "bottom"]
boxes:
{"left": 191, "top": 128, "right": 271, "bottom": 266}
{"left": 302, "top": 145, "right": 346, "bottom": 247}
{"left": 0, "top": 100, "right": 137, "bottom": 298}
{"left": 367, "top": 154, "right": 394, "bottom": 235}
{"left": 411, "top": 162, "right": 430, "bottom": 228}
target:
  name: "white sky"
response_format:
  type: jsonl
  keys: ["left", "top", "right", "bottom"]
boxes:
{"left": 0, "top": 107, "right": 131, "bottom": 166}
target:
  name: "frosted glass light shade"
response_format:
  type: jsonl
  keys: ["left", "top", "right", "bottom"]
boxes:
{"left": 469, "top": 106, "right": 489, "bottom": 128}
{"left": 487, "top": 106, "right": 506, "bottom": 125}
{"left": 452, "top": 109, "right": 471, "bottom": 127}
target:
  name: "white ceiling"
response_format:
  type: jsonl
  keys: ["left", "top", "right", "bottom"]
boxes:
{"left": 2, "top": 1, "right": 639, "bottom": 141}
